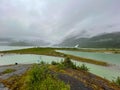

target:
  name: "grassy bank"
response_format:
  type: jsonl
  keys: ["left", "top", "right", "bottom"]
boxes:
{"left": 1, "top": 58, "right": 120, "bottom": 90}
{"left": 2, "top": 64, "right": 70, "bottom": 90}
{"left": 0, "top": 47, "right": 108, "bottom": 66}
{"left": 49, "top": 58, "right": 120, "bottom": 90}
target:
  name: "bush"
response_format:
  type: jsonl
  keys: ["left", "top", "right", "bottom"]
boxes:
{"left": 40, "top": 61, "right": 46, "bottom": 65}
{"left": 112, "top": 76, "right": 120, "bottom": 86}
{"left": 51, "top": 61, "right": 58, "bottom": 65}
{"left": 61, "top": 57, "right": 77, "bottom": 69}
{"left": 57, "top": 63, "right": 66, "bottom": 69}
{"left": 12, "top": 64, "right": 70, "bottom": 90}
{"left": 77, "top": 64, "right": 89, "bottom": 71}
{"left": 56, "top": 57, "right": 89, "bottom": 72}
{"left": 39, "top": 76, "right": 70, "bottom": 90}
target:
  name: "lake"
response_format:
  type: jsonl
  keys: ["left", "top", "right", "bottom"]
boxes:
{"left": 0, "top": 54, "right": 63, "bottom": 66}
{"left": 56, "top": 50, "right": 120, "bottom": 80}
{"left": 56, "top": 50, "right": 120, "bottom": 65}
{"left": 0, "top": 46, "right": 120, "bottom": 80}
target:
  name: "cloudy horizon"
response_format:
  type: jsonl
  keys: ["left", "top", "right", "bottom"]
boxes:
{"left": 0, "top": 0, "right": 120, "bottom": 44}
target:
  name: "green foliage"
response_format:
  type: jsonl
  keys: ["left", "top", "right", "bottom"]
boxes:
{"left": 2, "top": 69, "right": 15, "bottom": 74}
{"left": 51, "top": 61, "right": 59, "bottom": 65}
{"left": 61, "top": 57, "right": 77, "bottom": 69}
{"left": 14, "top": 64, "right": 70, "bottom": 90}
{"left": 112, "top": 76, "right": 120, "bottom": 86}
{"left": 77, "top": 64, "right": 89, "bottom": 71}
{"left": 56, "top": 57, "right": 77, "bottom": 70}
{"left": 38, "top": 76, "right": 70, "bottom": 90}
{"left": 57, "top": 63, "right": 66, "bottom": 69}
{"left": 55, "top": 57, "right": 89, "bottom": 72}
{"left": 40, "top": 61, "right": 46, "bottom": 65}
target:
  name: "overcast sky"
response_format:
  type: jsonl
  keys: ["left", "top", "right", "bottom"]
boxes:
{"left": 0, "top": 0, "right": 120, "bottom": 43}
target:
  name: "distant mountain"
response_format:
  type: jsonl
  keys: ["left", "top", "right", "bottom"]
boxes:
{"left": 9, "top": 41, "right": 32, "bottom": 46}
{"left": 0, "top": 38, "right": 13, "bottom": 42}
{"left": 0, "top": 38, "right": 50, "bottom": 46}
{"left": 9, "top": 40, "right": 50, "bottom": 46}
{"left": 58, "top": 32, "right": 120, "bottom": 48}
{"left": 0, "top": 38, "right": 13, "bottom": 45}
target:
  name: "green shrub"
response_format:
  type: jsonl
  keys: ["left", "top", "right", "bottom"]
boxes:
{"left": 51, "top": 61, "right": 58, "bottom": 65}
{"left": 56, "top": 57, "right": 89, "bottom": 72}
{"left": 57, "top": 63, "right": 66, "bottom": 70}
{"left": 77, "top": 64, "right": 89, "bottom": 71}
{"left": 61, "top": 57, "right": 77, "bottom": 69}
{"left": 113, "top": 76, "right": 120, "bottom": 86}
{"left": 38, "top": 76, "right": 70, "bottom": 90}
{"left": 40, "top": 61, "right": 46, "bottom": 65}
{"left": 15, "top": 64, "right": 70, "bottom": 90}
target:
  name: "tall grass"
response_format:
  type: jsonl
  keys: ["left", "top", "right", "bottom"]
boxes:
{"left": 12, "top": 64, "right": 70, "bottom": 90}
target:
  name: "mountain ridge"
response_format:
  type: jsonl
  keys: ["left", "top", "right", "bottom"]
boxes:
{"left": 58, "top": 32, "right": 120, "bottom": 48}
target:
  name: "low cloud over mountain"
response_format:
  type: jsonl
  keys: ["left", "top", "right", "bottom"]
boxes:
{"left": 0, "top": 0, "right": 120, "bottom": 45}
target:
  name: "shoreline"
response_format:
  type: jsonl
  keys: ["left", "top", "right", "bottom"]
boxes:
{"left": 0, "top": 47, "right": 109, "bottom": 66}
{"left": 0, "top": 64, "right": 119, "bottom": 90}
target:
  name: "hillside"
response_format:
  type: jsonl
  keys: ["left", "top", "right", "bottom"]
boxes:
{"left": 0, "top": 38, "right": 50, "bottom": 46}
{"left": 58, "top": 32, "right": 120, "bottom": 48}
{"left": 9, "top": 40, "right": 50, "bottom": 46}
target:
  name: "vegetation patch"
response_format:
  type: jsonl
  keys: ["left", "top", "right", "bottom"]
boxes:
{"left": 112, "top": 76, "right": 120, "bottom": 86}
{"left": 50, "top": 59, "right": 120, "bottom": 90}
{"left": 1, "top": 69, "right": 16, "bottom": 75}
{"left": 3, "top": 64, "right": 70, "bottom": 90}
{"left": 1, "top": 60, "right": 120, "bottom": 90}
{"left": 77, "top": 64, "right": 89, "bottom": 71}
{"left": 51, "top": 57, "right": 89, "bottom": 72}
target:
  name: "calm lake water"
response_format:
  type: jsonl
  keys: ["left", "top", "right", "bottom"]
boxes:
{"left": 56, "top": 50, "right": 120, "bottom": 65}
{"left": 0, "top": 46, "right": 120, "bottom": 80}
{"left": 0, "top": 54, "right": 63, "bottom": 66}
{"left": 56, "top": 50, "right": 120, "bottom": 80}
{"left": 0, "top": 46, "right": 63, "bottom": 65}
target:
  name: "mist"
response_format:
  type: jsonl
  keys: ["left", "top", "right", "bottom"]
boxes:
{"left": 0, "top": 0, "right": 120, "bottom": 44}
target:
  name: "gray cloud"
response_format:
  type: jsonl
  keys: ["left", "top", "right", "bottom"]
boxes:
{"left": 0, "top": 0, "right": 120, "bottom": 43}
